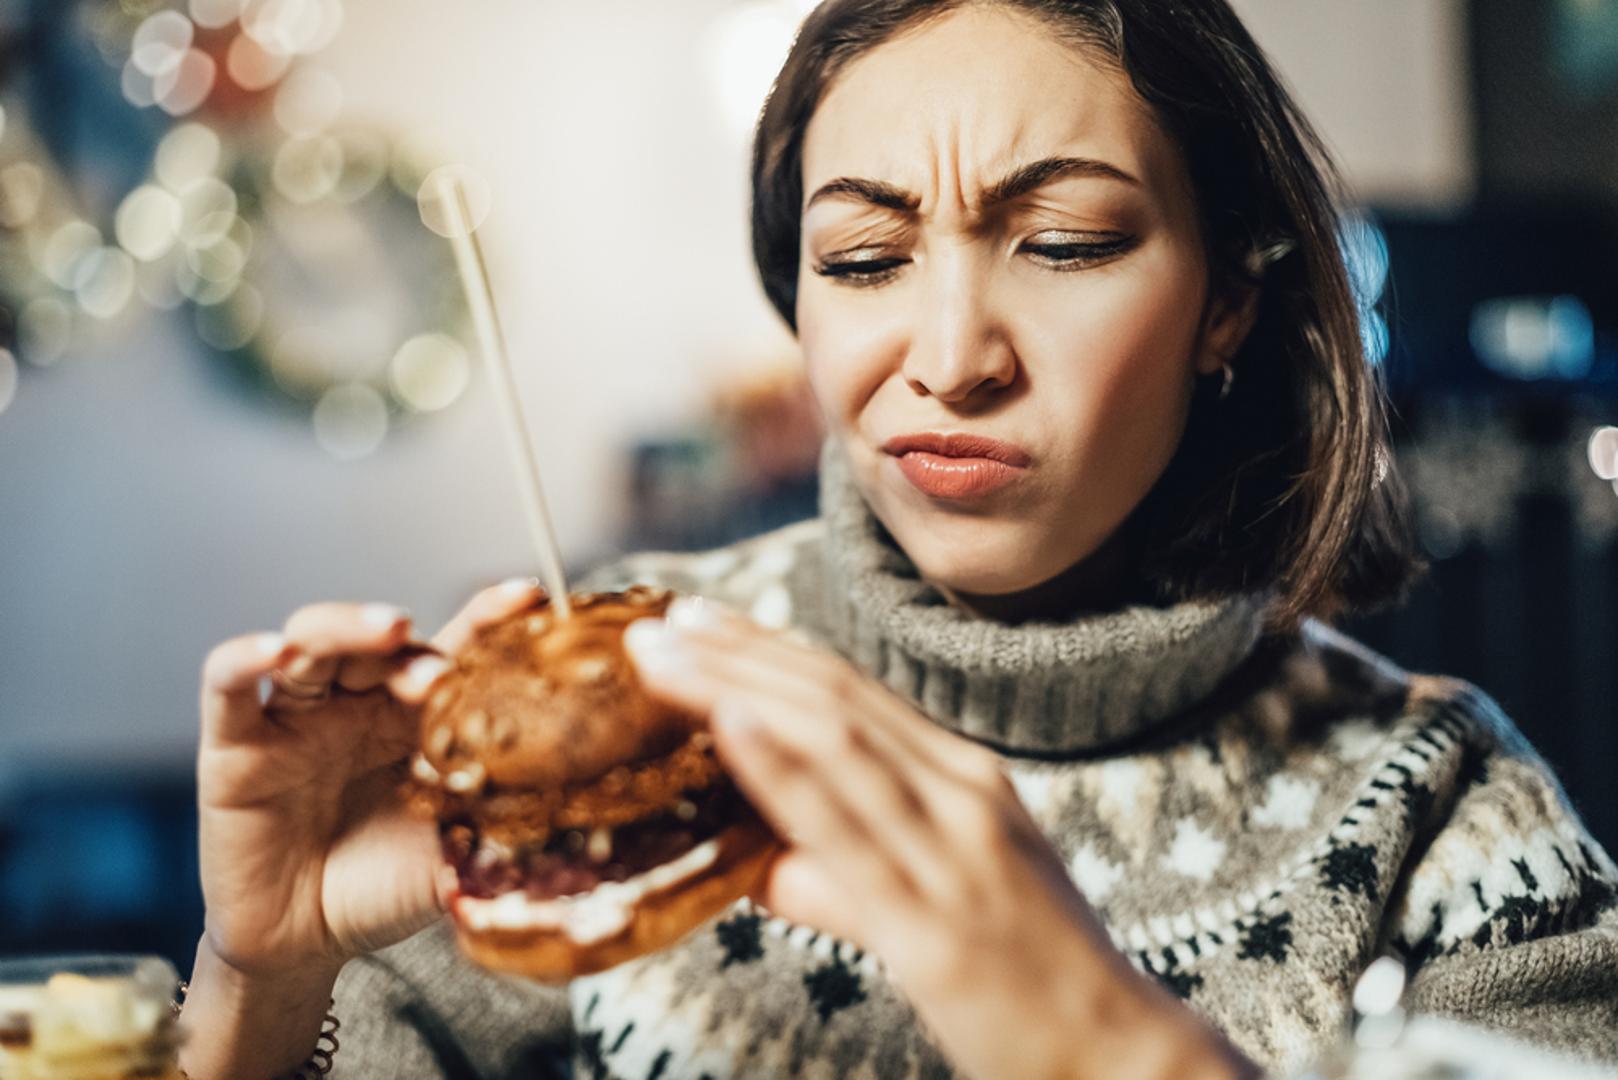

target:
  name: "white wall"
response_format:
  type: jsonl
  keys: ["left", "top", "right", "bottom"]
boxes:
{"left": 0, "top": 0, "right": 1471, "bottom": 771}
{"left": 1231, "top": 0, "right": 1474, "bottom": 209}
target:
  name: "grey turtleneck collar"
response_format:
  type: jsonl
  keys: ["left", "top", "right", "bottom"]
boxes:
{"left": 813, "top": 440, "right": 1271, "bottom": 756}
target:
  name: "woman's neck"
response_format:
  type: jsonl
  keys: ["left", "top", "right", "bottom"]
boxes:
{"left": 946, "top": 513, "right": 1153, "bottom": 625}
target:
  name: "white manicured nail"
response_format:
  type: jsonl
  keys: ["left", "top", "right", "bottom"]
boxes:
{"left": 255, "top": 632, "right": 287, "bottom": 657}
{"left": 406, "top": 655, "right": 452, "bottom": 691}
{"left": 362, "top": 603, "right": 409, "bottom": 629}
{"left": 623, "top": 618, "right": 682, "bottom": 674}
{"left": 500, "top": 576, "right": 541, "bottom": 597}
{"left": 666, "top": 596, "right": 725, "bottom": 631}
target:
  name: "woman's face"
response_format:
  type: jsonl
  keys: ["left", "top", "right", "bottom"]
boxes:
{"left": 796, "top": 5, "right": 1255, "bottom": 599}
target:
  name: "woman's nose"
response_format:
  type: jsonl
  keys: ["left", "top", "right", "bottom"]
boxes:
{"left": 900, "top": 260, "right": 1017, "bottom": 403}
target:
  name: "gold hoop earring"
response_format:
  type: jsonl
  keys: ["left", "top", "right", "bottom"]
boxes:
{"left": 1218, "top": 361, "right": 1235, "bottom": 401}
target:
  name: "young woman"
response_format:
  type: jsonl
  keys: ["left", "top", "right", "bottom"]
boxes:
{"left": 177, "top": 2, "right": 1618, "bottom": 1077}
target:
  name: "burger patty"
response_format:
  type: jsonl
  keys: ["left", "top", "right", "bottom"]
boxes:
{"left": 443, "top": 781, "right": 753, "bottom": 901}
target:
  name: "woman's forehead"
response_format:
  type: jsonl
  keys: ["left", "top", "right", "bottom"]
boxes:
{"left": 802, "top": 6, "right": 1174, "bottom": 211}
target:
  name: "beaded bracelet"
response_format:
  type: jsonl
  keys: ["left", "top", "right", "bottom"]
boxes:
{"left": 171, "top": 979, "right": 341, "bottom": 1079}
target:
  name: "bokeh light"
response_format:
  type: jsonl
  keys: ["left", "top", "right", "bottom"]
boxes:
{"left": 0, "top": 163, "right": 45, "bottom": 229}
{"left": 189, "top": 0, "right": 246, "bottom": 30}
{"left": 274, "top": 68, "right": 344, "bottom": 136}
{"left": 417, "top": 164, "right": 491, "bottom": 239}
{"left": 1361, "top": 309, "right": 1390, "bottom": 368}
{"left": 1339, "top": 212, "right": 1391, "bottom": 308}
{"left": 242, "top": 0, "right": 344, "bottom": 56}
{"left": 272, "top": 136, "right": 344, "bottom": 203}
{"left": 312, "top": 382, "right": 388, "bottom": 460}
{"left": 42, "top": 222, "right": 104, "bottom": 289}
{"left": 131, "top": 10, "right": 193, "bottom": 78}
{"left": 1587, "top": 427, "right": 1618, "bottom": 482}
{"left": 177, "top": 178, "right": 238, "bottom": 243}
{"left": 1471, "top": 295, "right": 1596, "bottom": 381}
{"left": 155, "top": 123, "right": 222, "bottom": 191}
{"left": 174, "top": 258, "right": 239, "bottom": 305}
{"left": 389, "top": 333, "right": 469, "bottom": 412}
{"left": 121, "top": 59, "right": 159, "bottom": 109}
{"left": 226, "top": 31, "right": 293, "bottom": 91}
{"left": 154, "top": 48, "right": 218, "bottom": 117}
{"left": 73, "top": 248, "right": 139, "bottom": 320}
{"left": 333, "top": 130, "right": 387, "bottom": 203}
{"left": 185, "top": 230, "right": 250, "bottom": 284}
{"left": 17, "top": 298, "right": 73, "bottom": 367}
{"left": 0, "top": 348, "right": 17, "bottom": 417}
{"left": 115, "top": 185, "right": 184, "bottom": 262}
{"left": 1418, "top": 504, "right": 1465, "bottom": 561}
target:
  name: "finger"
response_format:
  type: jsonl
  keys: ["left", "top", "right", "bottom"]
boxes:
{"left": 336, "top": 646, "right": 439, "bottom": 693}
{"left": 431, "top": 577, "right": 544, "bottom": 654}
{"left": 387, "top": 652, "right": 455, "bottom": 706}
{"left": 200, "top": 631, "right": 297, "bottom": 744}
{"left": 629, "top": 610, "right": 968, "bottom": 795}
{"left": 714, "top": 697, "right": 962, "bottom": 904}
{"left": 715, "top": 701, "right": 923, "bottom": 906}
{"left": 282, "top": 602, "right": 413, "bottom": 660}
{"left": 754, "top": 850, "right": 870, "bottom": 950}
{"left": 651, "top": 599, "right": 987, "bottom": 781}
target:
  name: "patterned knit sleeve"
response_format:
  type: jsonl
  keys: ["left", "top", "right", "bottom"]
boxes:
{"left": 1383, "top": 681, "right": 1618, "bottom": 1065}
{"left": 330, "top": 920, "right": 574, "bottom": 1079}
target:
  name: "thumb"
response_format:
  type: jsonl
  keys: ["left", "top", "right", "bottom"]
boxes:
{"left": 752, "top": 850, "right": 869, "bottom": 952}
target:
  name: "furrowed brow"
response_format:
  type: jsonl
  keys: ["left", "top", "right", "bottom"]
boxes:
{"left": 804, "top": 177, "right": 921, "bottom": 214}
{"left": 802, "top": 156, "right": 1138, "bottom": 216}
{"left": 980, "top": 156, "right": 1139, "bottom": 210}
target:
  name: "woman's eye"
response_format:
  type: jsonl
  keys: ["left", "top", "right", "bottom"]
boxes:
{"left": 812, "top": 252, "right": 908, "bottom": 287}
{"left": 1020, "top": 233, "right": 1135, "bottom": 268}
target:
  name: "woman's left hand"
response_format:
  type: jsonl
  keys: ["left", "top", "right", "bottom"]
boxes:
{"left": 625, "top": 597, "right": 1254, "bottom": 1080}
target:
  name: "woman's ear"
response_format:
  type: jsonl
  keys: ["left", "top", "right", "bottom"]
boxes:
{"left": 1194, "top": 282, "right": 1261, "bottom": 376}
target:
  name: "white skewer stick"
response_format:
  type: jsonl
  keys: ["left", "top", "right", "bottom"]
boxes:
{"left": 434, "top": 171, "right": 572, "bottom": 619}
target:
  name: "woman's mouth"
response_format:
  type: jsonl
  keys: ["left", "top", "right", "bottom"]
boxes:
{"left": 882, "top": 433, "right": 1032, "bottom": 500}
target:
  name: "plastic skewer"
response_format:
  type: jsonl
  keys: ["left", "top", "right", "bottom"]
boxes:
{"left": 434, "top": 171, "right": 572, "bottom": 619}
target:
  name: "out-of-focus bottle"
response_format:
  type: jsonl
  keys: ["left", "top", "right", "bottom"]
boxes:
{"left": 0, "top": 956, "right": 182, "bottom": 1080}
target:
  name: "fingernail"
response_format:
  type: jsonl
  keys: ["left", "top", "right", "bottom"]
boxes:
{"left": 255, "top": 632, "right": 287, "bottom": 657}
{"left": 623, "top": 618, "right": 682, "bottom": 675}
{"left": 666, "top": 596, "right": 726, "bottom": 631}
{"left": 363, "top": 603, "right": 410, "bottom": 629}
{"left": 405, "top": 655, "right": 452, "bottom": 691}
{"left": 500, "top": 576, "right": 541, "bottom": 597}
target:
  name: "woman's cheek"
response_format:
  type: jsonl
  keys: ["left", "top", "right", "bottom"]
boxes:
{"left": 799, "top": 301, "right": 904, "bottom": 437}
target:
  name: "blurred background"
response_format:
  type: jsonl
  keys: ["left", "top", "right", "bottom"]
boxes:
{"left": 0, "top": 0, "right": 1614, "bottom": 973}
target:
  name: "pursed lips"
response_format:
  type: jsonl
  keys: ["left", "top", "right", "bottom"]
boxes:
{"left": 881, "top": 432, "right": 1033, "bottom": 499}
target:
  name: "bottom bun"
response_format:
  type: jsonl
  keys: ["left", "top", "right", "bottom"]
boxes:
{"left": 452, "top": 820, "right": 781, "bottom": 981}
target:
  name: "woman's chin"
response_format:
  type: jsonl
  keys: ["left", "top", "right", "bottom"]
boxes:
{"left": 906, "top": 544, "right": 1073, "bottom": 600}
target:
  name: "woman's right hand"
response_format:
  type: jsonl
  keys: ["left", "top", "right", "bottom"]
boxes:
{"left": 194, "top": 580, "right": 543, "bottom": 985}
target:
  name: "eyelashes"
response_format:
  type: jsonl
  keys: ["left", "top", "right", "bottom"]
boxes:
{"left": 811, "top": 233, "right": 1138, "bottom": 289}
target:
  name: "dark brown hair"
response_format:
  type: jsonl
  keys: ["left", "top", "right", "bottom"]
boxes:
{"left": 751, "top": 0, "right": 1425, "bottom": 629}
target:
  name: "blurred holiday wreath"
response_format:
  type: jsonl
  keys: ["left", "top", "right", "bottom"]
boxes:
{"left": 0, "top": 0, "right": 471, "bottom": 457}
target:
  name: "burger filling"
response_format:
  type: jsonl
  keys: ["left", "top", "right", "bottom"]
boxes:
{"left": 443, "top": 781, "right": 760, "bottom": 944}
{"left": 443, "top": 780, "right": 751, "bottom": 901}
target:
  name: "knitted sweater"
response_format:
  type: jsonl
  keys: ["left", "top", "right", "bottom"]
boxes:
{"left": 330, "top": 452, "right": 1618, "bottom": 1078}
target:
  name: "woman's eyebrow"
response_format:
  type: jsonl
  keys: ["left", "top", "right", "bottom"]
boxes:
{"left": 803, "top": 156, "right": 1139, "bottom": 214}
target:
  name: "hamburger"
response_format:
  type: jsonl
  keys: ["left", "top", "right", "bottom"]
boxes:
{"left": 410, "top": 585, "right": 781, "bottom": 981}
